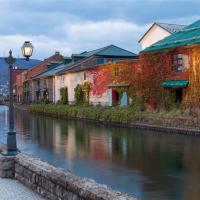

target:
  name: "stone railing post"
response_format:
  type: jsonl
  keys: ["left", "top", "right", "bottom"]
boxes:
{"left": 0, "top": 154, "right": 15, "bottom": 178}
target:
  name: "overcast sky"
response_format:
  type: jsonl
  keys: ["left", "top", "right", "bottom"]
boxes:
{"left": 0, "top": 0, "right": 200, "bottom": 60}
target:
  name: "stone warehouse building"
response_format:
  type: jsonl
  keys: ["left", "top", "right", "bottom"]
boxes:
{"left": 16, "top": 19, "right": 200, "bottom": 108}
{"left": 31, "top": 45, "right": 138, "bottom": 105}
{"left": 140, "top": 19, "right": 200, "bottom": 108}
{"left": 55, "top": 45, "right": 138, "bottom": 106}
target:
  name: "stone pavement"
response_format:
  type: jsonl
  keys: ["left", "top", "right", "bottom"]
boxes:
{"left": 0, "top": 178, "right": 44, "bottom": 200}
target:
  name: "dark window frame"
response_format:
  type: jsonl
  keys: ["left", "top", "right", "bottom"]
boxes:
{"left": 172, "top": 54, "right": 183, "bottom": 72}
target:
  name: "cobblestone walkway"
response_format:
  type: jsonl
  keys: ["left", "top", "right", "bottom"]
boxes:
{"left": 0, "top": 178, "right": 44, "bottom": 200}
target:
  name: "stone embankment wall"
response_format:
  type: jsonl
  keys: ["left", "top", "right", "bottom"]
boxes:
{"left": 0, "top": 151, "right": 135, "bottom": 200}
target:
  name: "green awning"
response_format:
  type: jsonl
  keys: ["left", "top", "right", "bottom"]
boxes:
{"left": 162, "top": 80, "right": 189, "bottom": 88}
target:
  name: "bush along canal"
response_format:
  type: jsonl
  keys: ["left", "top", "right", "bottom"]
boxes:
{"left": 29, "top": 104, "right": 200, "bottom": 136}
{"left": 0, "top": 105, "right": 200, "bottom": 200}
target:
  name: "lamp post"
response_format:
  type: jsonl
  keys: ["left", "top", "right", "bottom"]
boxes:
{"left": 3, "top": 50, "right": 18, "bottom": 155}
{"left": 3, "top": 41, "right": 33, "bottom": 156}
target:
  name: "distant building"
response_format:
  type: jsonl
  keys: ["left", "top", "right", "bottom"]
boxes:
{"left": 0, "top": 57, "right": 41, "bottom": 97}
{"left": 16, "top": 52, "right": 64, "bottom": 103}
{"left": 139, "top": 22, "right": 186, "bottom": 50}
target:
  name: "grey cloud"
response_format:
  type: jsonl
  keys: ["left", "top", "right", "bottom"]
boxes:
{"left": 0, "top": 0, "right": 200, "bottom": 59}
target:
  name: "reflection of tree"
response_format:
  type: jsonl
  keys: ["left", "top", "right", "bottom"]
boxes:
{"left": 73, "top": 120, "right": 91, "bottom": 158}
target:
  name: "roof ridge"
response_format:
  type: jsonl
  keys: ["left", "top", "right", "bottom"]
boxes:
{"left": 83, "top": 45, "right": 108, "bottom": 54}
{"left": 96, "top": 44, "right": 113, "bottom": 54}
{"left": 156, "top": 22, "right": 186, "bottom": 26}
{"left": 96, "top": 44, "right": 137, "bottom": 56}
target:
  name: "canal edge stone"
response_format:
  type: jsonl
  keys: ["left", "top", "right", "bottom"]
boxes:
{"left": 0, "top": 148, "right": 136, "bottom": 200}
{"left": 14, "top": 153, "right": 136, "bottom": 200}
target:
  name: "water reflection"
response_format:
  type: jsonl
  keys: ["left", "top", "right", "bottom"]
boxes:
{"left": 0, "top": 106, "right": 200, "bottom": 200}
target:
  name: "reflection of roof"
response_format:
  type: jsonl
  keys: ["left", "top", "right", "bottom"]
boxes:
{"left": 142, "top": 20, "right": 200, "bottom": 52}
{"left": 139, "top": 22, "right": 186, "bottom": 43}
{"left": 33, "top": 63, "right": 70, "bottom": 79}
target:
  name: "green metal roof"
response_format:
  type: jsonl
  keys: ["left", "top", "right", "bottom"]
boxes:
{"left": 33, "top": 63, "right": 71, "bottom": 79}
{"left": 142, "top": 20, "right": 200, "bottom": 52}
{"left": 80, "top": 45, "right": 137, "bottom": 57}
{"left": 57, "top": 45, "right": 138, "bottom": 75}
{"left": 162, "top": 80, "right": 189, "bottom": 88}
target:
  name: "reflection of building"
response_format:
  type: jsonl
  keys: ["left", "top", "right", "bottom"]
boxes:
{"left": 89, "top": 133, "right": 109, "bottom": 161}
{"left": 65, "top": 126, "right": 76, "bottom": 162}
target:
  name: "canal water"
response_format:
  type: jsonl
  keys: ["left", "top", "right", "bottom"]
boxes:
{"left": 0, "top": 106, "right": 200, "bottom": 200}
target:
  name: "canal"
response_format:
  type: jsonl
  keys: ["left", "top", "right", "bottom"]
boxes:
{"left": 0, "top": 105, "right": 200, "bottom": 200}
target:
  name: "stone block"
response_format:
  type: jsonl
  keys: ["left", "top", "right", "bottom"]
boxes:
{"left": 0, "top": 154, "right": 15, "bottom": 178}
{"left": 15, "top": 163, "right": 24, "bottom": 176}
{"left": 14, "top": 153, "right": 136, "bottom": 200}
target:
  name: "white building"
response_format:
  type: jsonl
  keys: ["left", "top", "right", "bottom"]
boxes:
{"left": 139, "top": 22, "right": 186, "bottom": 50}
{"left": 55, "top": 45, "right": 138, "bottom": 106}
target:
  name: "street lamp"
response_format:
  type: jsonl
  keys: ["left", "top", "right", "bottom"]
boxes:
{"left": 2, "top": 42, "right": 34, "bottom": 156}
{"left": 3, "top": 50, "right": 19, "bottom": 155}
{"left": 21, "top": 41, "right": 33, "bottom": 61}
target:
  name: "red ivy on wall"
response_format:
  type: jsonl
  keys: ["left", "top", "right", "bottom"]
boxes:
{"left": 139, "top": 48, "right": 191, "bottom": 106}
{"left": 88, "top": 60, "right": 139, "bottom": 96}
{"left": 85, "top": 46, "right": 200, "bottom": 108}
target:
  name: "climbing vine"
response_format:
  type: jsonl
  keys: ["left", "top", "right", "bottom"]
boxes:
{"left": 85, "top": 46, "right": 200, "bottom": 109}
{"left": 139, "top": 48, "right": 191, "bottom": 108}
{"left": 184, "top": 46, "right": 200, "bottom": 107}
{"left": 89, "top": 60, "right": 139, "bottom": 97}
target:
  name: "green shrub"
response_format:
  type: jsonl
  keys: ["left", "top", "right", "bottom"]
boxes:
{"left": 74, "top": 84, "right": 85, "bottom": 105}
{"left": 28, "top": 104, "right": 135, "bottom": 124}
{"left": 74, "top": 82, "right": 90, "bottom": 105}
{"left": 60, "top": 87, "right": 68, "bottom": 104}
{"left": 164, "top": 93, "right": 179, "bottom": 111}
{"left": 36, "top": 98, "right": 51, "bottom": 104}
{"left": 130, "top": 95, "right": 145, "bottom": 111}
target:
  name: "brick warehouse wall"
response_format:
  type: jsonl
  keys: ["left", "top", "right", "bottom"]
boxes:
{"left": 139, "top": 47, "right": 191, "bottom": 107}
